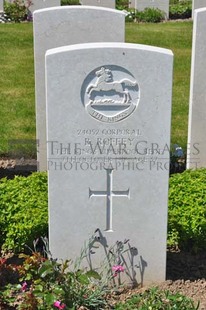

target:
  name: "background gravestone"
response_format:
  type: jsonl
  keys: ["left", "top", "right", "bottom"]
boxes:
{"left": 0, "top": 0, "right": 3, "bottom": 12}
{"left": 192, "top": 0, "right": 206, "bottom": 18}
{"left": 5, "top": 0, "right": 60, "bottom": 12}
{"left": 33, "top": 6, "right": 125, "bottom": 171}
{"left": 46, "top": 42, "right": 173, "bottom": 285}
{"left": 80, "top": 0, "right": 115, "bottom": 9}
{"left": 129, "top": 0, "right": 169, "bottom": 19}
{"left": 29, "top": 0, "right": 60, "bottom": 13}
{"left": 187, "top": 8, "right": 206, "bottom": 169}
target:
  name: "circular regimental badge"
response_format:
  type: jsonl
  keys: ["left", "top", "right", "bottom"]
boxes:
{"left": 81, "top": 65, "right": 140, "bottom": 123}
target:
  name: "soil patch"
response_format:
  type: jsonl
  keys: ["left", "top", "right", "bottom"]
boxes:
{"left": 0, "top": 158, "right": 37, "bottom": 179}
{"left": 105, "top": 251, "right": 206, "bottom": 309}
{"left": 165, "top": 251, "right": 206, "bottom": 309}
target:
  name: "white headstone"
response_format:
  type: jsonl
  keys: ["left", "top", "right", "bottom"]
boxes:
{"left": 5, "top": 0, "right": 60, "bottom": 12}
{"left": 0, "top": 0, "right": 3, "bottom": 12}
{"left": 129, "top": 0, "right": 169, "bottom": 19}
{"left": 46, "top": 42, "right": 173, "bottom": 285}
{"left": 80, "top": 0, "right": 115, "bottom": 9}
{"left": 192, "top": 0, "right": 206, "bottom": 18}
{"left": 33, "top": 6, "right": 125, "bottom": 171}
{"left": 187, "top": 8, "right": 206, "bottom": 169}
{"left": 29, "top": 0, "right": 60, "bottom": 13}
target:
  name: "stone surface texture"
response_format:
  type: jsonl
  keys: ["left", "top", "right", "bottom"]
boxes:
{"left": 46, "top": 42, "right": 173, "bottom": 285}
{"left": 0, "top": 0, "right": 3, "bottom": 12}
{"left": 192, "top": 0, "right": 206, "bottom": 18}
{"left": 80, "top": 0, "right": 115, "bottom": 9}
{"left": 33, "top": 6, "right": 125, "bottom": 171}
{"left": 187, "top": 8, "right": 206, "bottom": 168}
{"left": 29, "top": 0, "right": 60, "bottom": 13}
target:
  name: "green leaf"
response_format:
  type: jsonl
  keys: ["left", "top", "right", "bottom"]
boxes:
{"left": 53, "top": 286, "right": 64, "bottom": 295}
{"left": 44, "top": 293, "right": 56, "bottom": 304}
{"left": 38, "top": 262, "right": 54, "bottom": 278}
{"left": 33, "top": 284, "right": 44, "bottom": 292}
{"left": 85, "top": 270, "right": 101, "bottom": 280}
{"left": 77, "top": 273, "right": 89, "bottom": 285}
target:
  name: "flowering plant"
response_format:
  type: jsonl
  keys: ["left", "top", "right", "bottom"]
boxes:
{"left": 112, "top": 265, "right": 125, "bottom": 277}
{"left": 0, "top": 250, "right": 107, "bottom": 310}
{"left": 0, "top": 233, "right": 137, "bottom": 309}
{"left": 4, "top": 0, "right": 33, "bottom": 23}
{"left": 53, "top": 300, "right": 66, "bottom": 309}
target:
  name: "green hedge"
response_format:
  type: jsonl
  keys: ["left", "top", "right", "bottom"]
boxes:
{"left": 168, "top": 169, "right": 206, "bottom": 252}
{"left": 136, "top": 7, "right": 165, "bottom": 23}
{"left": 125, "top": 7, "right": 165, "bottom": 23}
{"left": 169, "top": 1, "right": 192, "bottom": 19}
{"left": 0, "top": 172, "right": 48, "bottom": 252}
{"left": 1, "top": 169, "right": 206, "bottom": 253}
{"left": 61, "top": 0, "right": 80, "bottom": 5}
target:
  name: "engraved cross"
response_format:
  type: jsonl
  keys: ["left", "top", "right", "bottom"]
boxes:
{"left": 89, "top": 169, "right": 130, "bottom": 232}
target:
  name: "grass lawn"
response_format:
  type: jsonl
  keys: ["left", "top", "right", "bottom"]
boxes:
{"left": 0, "top": 21, "right": 192, "bottom": 157}
{"left": 126, "top": 21, "right": 193, "bottom": 150}
{"left": 0, "top": 23, "right": 35, "bottom": 157}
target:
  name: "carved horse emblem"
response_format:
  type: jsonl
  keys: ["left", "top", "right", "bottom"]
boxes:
{"left": 86, "top": 67, "right": 137, "bottom": 104}
{"left": 83, "top": 66, "right": 140, "bottom": 123}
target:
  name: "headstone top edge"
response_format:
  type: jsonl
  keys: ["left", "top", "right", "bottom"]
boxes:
{"left": 33, "top": 5, "right": 125, "bottom": 16}
{"left": 45, "top": 42, "right": 173, "bottom": 57}
{"left": 194, "top": 7, "right": 206, "bottom": 15}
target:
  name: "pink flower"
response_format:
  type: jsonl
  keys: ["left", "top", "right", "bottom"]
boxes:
{"left": 112, "top": 265, "right": 125, "bottom": 273}
{"left": 112, "top": 265, "right": 125, "bottom": 277}
{"left": 0, "top": 258, "right": 6, "bottom": 265}
{"left": 53, "top": 301, "right": 66, "bottom": 309}
{"left": 21, "top": 282, "right": 28, "bottom": 292}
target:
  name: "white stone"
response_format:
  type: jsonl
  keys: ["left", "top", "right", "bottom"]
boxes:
{"left": 46, "top": 42, "right": 173, "bottom": 285}
{"left": 80, "top": 0, "right": 115, "bottom": 9}
{"left": 192, "top": 0, "right": 206, "bottom": 18}
{"left": 33, "top": 6, "right": 125, "bottom": 171}
{"left": 0, "top": 0, "right": 3, "bottom": 12}
{"left": 187, "top": 8, "right": 206, "bottom": 169}
{"left": 29, "top": 0, "right": 60, "bottom": 13}
{"left": 129, "top": 0, "right": 169, "bottom": 19}
{"left": 5, "top": 0, "right": 60, "bottom": 12}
